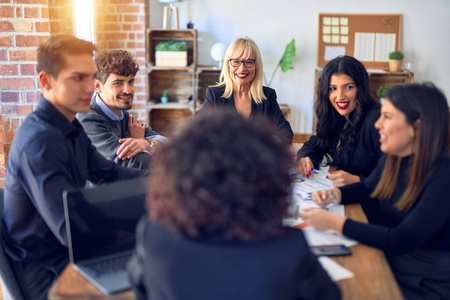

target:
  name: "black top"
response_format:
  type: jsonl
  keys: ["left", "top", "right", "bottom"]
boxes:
{"left": 341, "top": 153, "right": 450, "bottom": 255}
{"left": 128, "top": 219, "right": 341, "bottom": 300}
{"left": 1, "top": 96, "right": 146, "bottom": 269}
{"left": 200, "top": 85, "right": 293, "bottom": 143}
{"left": 297, "top": 107, "right": 382, "bottom": 178}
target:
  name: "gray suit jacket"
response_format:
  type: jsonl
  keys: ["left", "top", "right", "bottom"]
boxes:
{"left": 77, "top": 95, "right": 158, "bottom": 170}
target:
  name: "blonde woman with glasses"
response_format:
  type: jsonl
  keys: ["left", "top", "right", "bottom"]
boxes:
{"left": 198, "top": 37, "right": 293, "bottom": 143}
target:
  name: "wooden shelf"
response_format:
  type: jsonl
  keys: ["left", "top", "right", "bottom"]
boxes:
{"left": 195, "top": 66, "right": 221, "bottom": 106}
{"left": 146, "top": 29, "right": 197, "bottom": 68}
{"left": 147, "top": 69, "right": 195, "bottom": 104}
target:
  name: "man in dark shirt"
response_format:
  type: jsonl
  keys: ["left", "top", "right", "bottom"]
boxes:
{"left": 1, "top": 35, "right": 147, "bottom": 300}
{"left": 78, "top": 50, "right": 167, "bottom": 170}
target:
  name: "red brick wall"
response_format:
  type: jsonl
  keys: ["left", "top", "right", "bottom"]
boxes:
{"left": 0, "top": 0, "right": 73, "bottom": 187}
{"left": 95, "top": 0, "right": 149, "bottom": 120}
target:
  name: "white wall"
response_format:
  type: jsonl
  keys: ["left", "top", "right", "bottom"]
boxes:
{"left": 150, "top": 0, "right": 450, "bottom": 134}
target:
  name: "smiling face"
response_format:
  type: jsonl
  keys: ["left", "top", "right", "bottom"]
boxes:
{"left": 328, "top": 74, "right": 358, "bottom": 119}
{"left": 40, "top": 53, "right": 97, "bottom": 122}
{"left": 229, "top": 55, "right": 256, "bottom": 90}
{"left": 375, "top": 99, "right": 415, "bottom": 157}
{"left": 95, "top": 73, "right": 135, "bottom": 116}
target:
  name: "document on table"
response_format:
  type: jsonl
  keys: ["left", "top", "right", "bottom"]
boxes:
{"left": 318, "top": 256, "right": 354, "bottom": 281}
{"left": 284, "top": 167, "right": 339, "bottom": 228}
{"left": 283, "top": 168, "right": 358, "bottom": 247}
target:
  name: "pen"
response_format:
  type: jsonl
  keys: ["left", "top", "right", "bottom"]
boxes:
{"left": 311, "top": 168, "right": 329, "bottom": 176}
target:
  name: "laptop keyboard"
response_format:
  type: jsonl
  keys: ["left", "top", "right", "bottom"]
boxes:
{"left": 83, "top": 253, "right": 132, "bottom": 276}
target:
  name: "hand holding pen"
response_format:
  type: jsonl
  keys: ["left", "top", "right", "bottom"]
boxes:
{"left": 311, "top": 188, "right": 342, "bottom": 207}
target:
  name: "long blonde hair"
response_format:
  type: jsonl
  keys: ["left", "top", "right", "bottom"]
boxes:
{"left": 371, "top": 83, "right": 450, "bottom": 210}
{"left": 217, "top": 37, "right": 266, "bottom": 104}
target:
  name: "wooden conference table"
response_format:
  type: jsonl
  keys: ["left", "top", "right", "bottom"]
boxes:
{"left": 48, "top": 203, "right": 403, "bottom": 300}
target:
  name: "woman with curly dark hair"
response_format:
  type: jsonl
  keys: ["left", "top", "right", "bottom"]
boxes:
{"left": 296, "top": 55, "right": 382, "bottom": 187}
{"left": 127, "top": 110, "right": 340, "bottom": 300}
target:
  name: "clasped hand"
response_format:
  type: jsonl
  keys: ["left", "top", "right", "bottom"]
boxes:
{"left": 116, "top": 115, "right": 149, "bottom": 160}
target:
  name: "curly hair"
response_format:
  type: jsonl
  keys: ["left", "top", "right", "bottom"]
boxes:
{"left": 94, "top": 50, "right": 139, "bottom": 83}
{"left": 147, "top": 110, "right": 293, "bottom": 241}
{"left": 315, "top": 55, "right": 379, "bottom": 166}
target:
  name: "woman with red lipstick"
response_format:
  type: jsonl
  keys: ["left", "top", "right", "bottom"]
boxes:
{"left": 301, "top": 83, "right": 450, "bottom": 299}
{"left": 199, "top": 37, "right": 293, "bottom": 143}
{"left": 296, "top": 55, "right": 382, "bottom": 187}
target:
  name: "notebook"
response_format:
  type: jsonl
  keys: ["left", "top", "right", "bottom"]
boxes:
{"left": 63, "top": 176, "right": 148, "bottom": 295}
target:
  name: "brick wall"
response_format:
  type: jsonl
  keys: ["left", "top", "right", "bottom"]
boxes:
{"left": 0, "top": 0, "right": 73, "bottom": 187}
{"left": 0, "top": 0, "right": 149, "bottom": 186}
{"left": 95, "top": 0, "right": 149, "bottom": 120}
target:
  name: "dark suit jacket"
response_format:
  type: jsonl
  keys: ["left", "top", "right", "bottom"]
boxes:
{"left": 127, "top": 219, "right": 341, "bottom": 300}
{"left": 297, "top": 107, "right": 383, "bottom": 179}
{"left": 199, "top": 86, "right": 293, "bottom": 143}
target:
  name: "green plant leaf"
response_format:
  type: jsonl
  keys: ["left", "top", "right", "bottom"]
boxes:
{"left": 280, "top": 38, "right": 296, "bottom": 72}
{"left": 155, "top": 40, "right": 188, "bottom": 51}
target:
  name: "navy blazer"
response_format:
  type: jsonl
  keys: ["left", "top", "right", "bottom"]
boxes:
{"left": 199, "top": 86, "right": 293, "bottom": 143}
{"left": 128, "top": 219, "right": 341, "bottom": 300}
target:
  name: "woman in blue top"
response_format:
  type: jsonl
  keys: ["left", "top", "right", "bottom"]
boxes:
{"left": 296, "top": 55, "right": 382, "bottom": 187}
{"left": 301, "top": 83, "right": 450, "bottom": 299}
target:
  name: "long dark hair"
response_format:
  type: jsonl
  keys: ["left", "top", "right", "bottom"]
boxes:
{"left": 315, "top": 55, "right": 379, "bottom": 165}
{"left": 371, "top": 83, "right": 450, "bottom": 210}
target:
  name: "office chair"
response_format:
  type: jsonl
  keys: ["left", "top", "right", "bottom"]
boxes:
{"left": 0, "top": 187, "right": 25, "bottom": 300}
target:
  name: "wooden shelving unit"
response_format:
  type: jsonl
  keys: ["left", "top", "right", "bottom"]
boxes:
{"left": 146, "top": 29, "right": 197, "bottom": 137}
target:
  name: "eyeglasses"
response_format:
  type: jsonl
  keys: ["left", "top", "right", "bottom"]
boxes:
{"left": 229, "top": 59, "right": 256, "bottom": 68}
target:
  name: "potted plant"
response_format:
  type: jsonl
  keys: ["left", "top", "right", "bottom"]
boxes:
{"left": 155, "top": 40, "right": 188, "bottom": 67}
{"left": 388, "top": 50, "right": 404, "bottom": 72}
{"left": 376, "top": 86, "right": 389, "bottom": 103}
{"left": 264, "top": 38, "right": 296, "bottom": 86}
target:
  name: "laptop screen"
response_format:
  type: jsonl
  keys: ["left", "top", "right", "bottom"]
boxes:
{"left": 63, "top": 177, "right": 148, "bottom": 263}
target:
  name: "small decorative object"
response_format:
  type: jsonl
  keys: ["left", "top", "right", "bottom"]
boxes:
{"left": 161, "top": 89, "right": 168, "bottom": 104}
{"left": 388, "top": 50, "right": 404, "bottom": 72}
{"left": 376, "top": 86, "right": 390, "bottom": 103}
{"left": 210, "top": 42, "right": 227, "bottom": 68}
{"left": 158, "top": 0, "right": 182, "bottom": 29}
{"left": 187, "top": 21, "right": 194, "bottom": 29}
{"left": 155, "top": 40, "right": 188, "bottom": 67}
{"left": 264, "top": 38, "right": 296, "bottom": 86}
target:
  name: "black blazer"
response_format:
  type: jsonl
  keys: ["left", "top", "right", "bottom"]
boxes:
{"left": 199, "top": 86, "right": 293, "bottom": 143}
{"left": 127, "top": 219, "right": 341, "bottom": 300}
{"left": 297, "top": 107, "right": 383, "bottom": 179}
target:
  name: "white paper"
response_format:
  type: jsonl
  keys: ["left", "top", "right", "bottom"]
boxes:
{"left": 301, "top": 226, "right": 358, "bottom": 247}
{"left": 354, "top": 32, "right": 375, "bottom": 61}
{"left": 340, "top": 36, "right": 348, "bottom": 44}
{"left": 323, "top": 26, "right": 331, "bottom": 34}
{"left": 340, "top": 17, "right": 348, "bottom": 26}
{"left": 323, "top": 17, "right": 331, "bottom": 25}
{"left": 374, "top": 33, "right": 396, "bottom": 62}
{"left": 324, "top": 46, "right": 345, "bottom": 60}
{"left": 340, "top": 26, "right": 349, "bottom": 35}
{"left": 323, "top": 35, "right": 331, "bottom": 43}
{"left": 331, "top": 35, "right": 340, "bottom": 44}
{"left": 318, "top": 256, "right": 354, "bottom": 281}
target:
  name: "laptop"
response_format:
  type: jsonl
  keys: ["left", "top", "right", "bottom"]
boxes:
{"left": 63, "top": 176, "right": 148, "bottom": 295}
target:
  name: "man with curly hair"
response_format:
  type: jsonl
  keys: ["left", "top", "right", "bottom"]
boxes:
{"left": 78, "top": 50, "right": 167, "bottom": 170}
